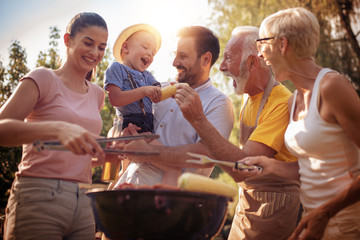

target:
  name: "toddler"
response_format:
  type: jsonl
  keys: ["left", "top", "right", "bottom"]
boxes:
{"left": 105, "top": 23, "right": 162, "bottom": 133}
{"left": 105, "top": 24, "right": 180, "bottom": 186}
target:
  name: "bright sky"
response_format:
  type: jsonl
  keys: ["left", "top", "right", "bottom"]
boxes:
{"left": 0, "top": 0, "right": 211, "bottom": 82}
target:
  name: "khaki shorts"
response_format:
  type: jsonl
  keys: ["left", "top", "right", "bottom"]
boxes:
{"left": 4, "top": 177, "right": 95, "bottom": 240}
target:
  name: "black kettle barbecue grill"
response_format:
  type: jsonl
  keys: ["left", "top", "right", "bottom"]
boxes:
{"left": 87, "top": 188, "right": 230, "bottom": 240}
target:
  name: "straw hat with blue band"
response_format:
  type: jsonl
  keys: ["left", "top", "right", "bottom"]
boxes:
{"left": 113, "top": 23, "right": 162, "bottom": 63}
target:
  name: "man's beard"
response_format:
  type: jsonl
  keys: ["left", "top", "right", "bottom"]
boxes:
{"left": 230, "top": 60, "right": 249, "bottom": 95}
{"left": 175, "top": 60, "right": 202, "bottom": 86}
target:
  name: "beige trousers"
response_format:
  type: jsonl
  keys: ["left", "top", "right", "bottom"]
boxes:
{"left": 4, "top": 177, "right": 95, "bottom": 240}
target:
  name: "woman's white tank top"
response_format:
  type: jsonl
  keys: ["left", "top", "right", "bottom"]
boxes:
{"left": 284, "top": 68, "right": 360, "bottom": 210}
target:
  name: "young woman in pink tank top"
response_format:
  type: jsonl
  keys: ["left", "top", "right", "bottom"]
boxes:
{"left": 0, "top": 12, "right": 108, "bottom": 240}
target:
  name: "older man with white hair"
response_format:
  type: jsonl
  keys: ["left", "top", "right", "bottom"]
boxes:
{"left": 175, "top": 26, "right": 300, "bottom": 240}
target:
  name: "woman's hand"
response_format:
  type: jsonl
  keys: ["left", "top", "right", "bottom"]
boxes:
{"left": 55, "top": 121, "right": 104, "bottom": 157}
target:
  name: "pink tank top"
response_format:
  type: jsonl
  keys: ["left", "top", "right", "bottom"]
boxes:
{"left": 17, "top": 68, "right": 105, "bottom": 183}
{"left": 284, "top": 68, "right": 360, "bottom": 210}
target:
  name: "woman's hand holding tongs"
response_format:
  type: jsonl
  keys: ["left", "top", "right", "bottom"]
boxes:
{"left": 32, "top": 121, "right": 105, "bottom": 157}
{"left": 33, "top": 123, "right": 160, "bottom": 157}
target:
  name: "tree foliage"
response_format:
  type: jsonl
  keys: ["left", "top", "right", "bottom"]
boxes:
{"left": 0, "top": 146, "right": 22, "bottom": 208}
{"left": 0, "top": 41, "right": 29, "bottom": 106}
{"left": 36, "top": 26, "right": 61, "bottom": 69}
{"left": 0, "top": 60, "right": 6, "bottom": 105}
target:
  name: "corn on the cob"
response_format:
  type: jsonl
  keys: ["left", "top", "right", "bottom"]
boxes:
{"left": 160, "top": 83, "right": 189, "bottom": 101}
{"left": 177, "top": 172, "right": 237, "bottom": 199}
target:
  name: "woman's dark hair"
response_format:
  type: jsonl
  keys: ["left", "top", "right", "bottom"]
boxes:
{"left": 66, "top": 12, "right": 107, "bottom": 80}
{"left": 66, "top": 12, "right": 108, "bottom": 37}
{"left": 177, "top": 26, "right": 220, "bottom": 66}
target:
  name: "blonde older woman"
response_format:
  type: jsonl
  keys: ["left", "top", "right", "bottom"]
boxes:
{"left": 237, "top": 7, "right": 360, "bottom": 240}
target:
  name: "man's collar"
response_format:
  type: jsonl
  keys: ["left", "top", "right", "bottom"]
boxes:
{"left": 194, "top": 78, "right": 211, "bottom": 91}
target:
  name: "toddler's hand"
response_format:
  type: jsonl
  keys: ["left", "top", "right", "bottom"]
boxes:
{"left": 144, "top": 86, "right": 161, "bottom": 103}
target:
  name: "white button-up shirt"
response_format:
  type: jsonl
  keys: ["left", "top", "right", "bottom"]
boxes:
{"left": 116, "top": 79, "right": 234, "bottom": 186}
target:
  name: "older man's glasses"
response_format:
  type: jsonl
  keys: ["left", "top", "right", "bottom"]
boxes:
{"left": 255, "top": 37, "right": 276, "bottom": 51}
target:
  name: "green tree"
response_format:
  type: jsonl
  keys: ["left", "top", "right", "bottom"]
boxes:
{"left": 0, "top": 146, "right": 22, "bottom": 208}
{"left": 36, "top": 26, "right": 61, "bottom": 69}
{"left": 302, "top": 0, "right": 360, "bottom": 91}
{"left": 0, "top": 40, "right": 29, "bottom": 106}
{"left": 0, "top": 60, "right": 7, "bottom": 105}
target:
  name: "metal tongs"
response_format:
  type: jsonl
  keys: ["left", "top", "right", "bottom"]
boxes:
{"left": 186, "top": 152, "right": 262, "bottom": 171}
{"left": 33, "top": 134, "right": 160, "bottom": 155}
